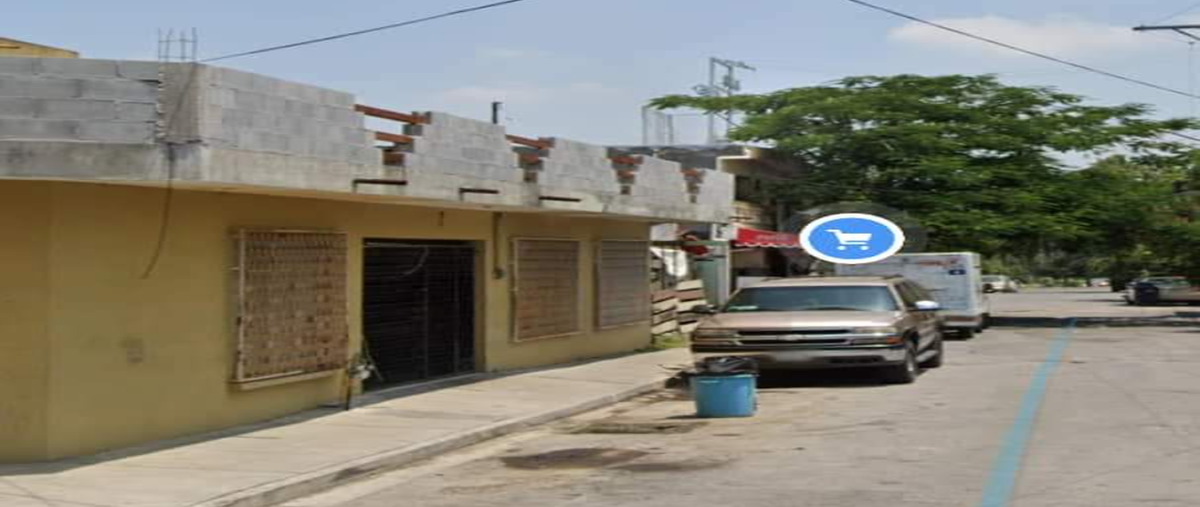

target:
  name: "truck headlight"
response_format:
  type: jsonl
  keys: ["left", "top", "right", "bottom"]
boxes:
{"left": 850, "top": 335, "right": 905, "bottom": 346}
{"left": 693, "top": 328, "right": 736, "bottom": 339}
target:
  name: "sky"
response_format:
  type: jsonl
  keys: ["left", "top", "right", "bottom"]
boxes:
{"left": 10, "top": 0, "right": 1200, "bottom": 145}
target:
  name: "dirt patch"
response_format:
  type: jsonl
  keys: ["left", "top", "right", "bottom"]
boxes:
{"left": 501, "top": 448, "right": 649, "bottom": 470}
{"left": 613, "top": 459, "right": 731, "bottom": 473}
{"left": 571, "top": 422, "right": 704, "bottom": 434}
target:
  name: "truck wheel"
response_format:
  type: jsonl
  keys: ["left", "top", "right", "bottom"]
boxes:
{"left": 920, "top": 335, "right": 944, "bottom": 369}
{"left": 882, "top": 341, "right": 919, "bottom": 384}
{"left": 958, "top": 328, "right": 976, "bottom": 340}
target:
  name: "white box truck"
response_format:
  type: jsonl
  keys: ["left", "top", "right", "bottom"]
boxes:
{"left": 835, "top": 252, "right": 990, "bottom": 338}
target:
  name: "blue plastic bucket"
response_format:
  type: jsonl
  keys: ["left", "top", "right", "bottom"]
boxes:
{"left": 690, "top": 374, "right": 757, "bottom": 418}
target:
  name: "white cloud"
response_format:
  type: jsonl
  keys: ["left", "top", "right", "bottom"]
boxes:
{"left": 890, "top": 15, "right": 1168, "bottom": 59}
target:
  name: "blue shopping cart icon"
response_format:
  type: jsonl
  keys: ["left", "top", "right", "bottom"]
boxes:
{"left": 800, "top": 213, "right": 906, "bottom": 265}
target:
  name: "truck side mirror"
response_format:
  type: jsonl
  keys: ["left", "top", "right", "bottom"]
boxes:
{"left": 693, "top": 304, "right": 718, "bottom": 315}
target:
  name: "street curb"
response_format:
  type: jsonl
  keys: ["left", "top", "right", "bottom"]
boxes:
{"left": 191, "top": 376, "right": 669, "bottom": 507}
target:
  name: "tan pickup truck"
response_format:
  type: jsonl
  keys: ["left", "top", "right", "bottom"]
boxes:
{"left": 691, "top": 276, "right": 945, "bottom": 384}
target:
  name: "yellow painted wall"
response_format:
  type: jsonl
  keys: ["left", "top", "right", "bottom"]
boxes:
{"left": 4, "top": 180, "right": 650, "bottom": 461}
{"left": 488, "top": 213, "right": 651, "bottom": 370}
{"left": 0, "top": 182, "right": 52, "bottom": 462}
{"left": 0, "top": 38, "right": 78, "bottom": 58}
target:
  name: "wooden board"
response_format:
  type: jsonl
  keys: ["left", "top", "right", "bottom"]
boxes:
{"left": 653, "top": 298, "right": 680, "bottom": 313}
{"left": 652, "top": 309, "right": 678, "bottom": 325}
{"left": 652, "top": 289, "right": 677, "bottom": 302}
{"left": 653, "top": 320, "right": 680, "bottom": 335}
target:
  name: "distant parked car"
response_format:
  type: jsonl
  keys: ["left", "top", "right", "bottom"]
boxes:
{"left": 1124, "top": 276, "right": 1200, "bottom": 305}
{"left": 982, "top": 275, "right": 1019, "bottom": 294}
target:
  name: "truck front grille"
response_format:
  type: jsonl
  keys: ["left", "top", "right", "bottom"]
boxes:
{"left": 737, "top": 329, "right": 850, "bottom": 337}
{"left": 738, "top": 339, "right": 849, "bottom": 346}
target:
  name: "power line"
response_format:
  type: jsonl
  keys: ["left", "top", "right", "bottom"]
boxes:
{"left": 841, "top": 0, "right": 1200, "bottom": 100}
{"left": 1169, "top": 131, "right": 1200, "bottom": 142}
{"left": 1148, "top": 1, "right": 1200, "bottom": 25}
{"left": 202, "top": 0, "right": 533, "bottom": 63}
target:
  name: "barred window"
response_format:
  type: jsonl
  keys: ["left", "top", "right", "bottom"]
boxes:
{"left": 596, "top": 241, "right": 651, "bottom": 329}
{"left": 513, "top": 239, "right": 581, "bottom": 341}
{"left": 234, "top": 229, "right": 349, "bottom": 382}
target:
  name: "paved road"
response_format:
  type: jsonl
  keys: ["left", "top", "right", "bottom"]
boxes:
{"left": 287, "top": 289, "right": 1200, "bottom": 507}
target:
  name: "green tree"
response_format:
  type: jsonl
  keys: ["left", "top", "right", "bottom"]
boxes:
{"left": 654, "top": 75, "right": 1196, "bottom": 259}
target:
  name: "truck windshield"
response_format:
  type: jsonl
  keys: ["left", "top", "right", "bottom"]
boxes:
{"left": 723, "top": 286, "right": 899, "bottom": 313}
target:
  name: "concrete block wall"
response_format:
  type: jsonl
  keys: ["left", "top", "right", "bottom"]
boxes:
{"left": 403, "top": 112, "right": 524, "bottom": 182}
{"left": 537, "top": 138, "right": 622, "bottom": 194}
{"left": 696, "top": 167, "right": 734, "bottom": 209}
{"left": 191, "top": 66, "right": 377, "bottom": 165}
{"left": 628, "top": 156, "right": 691, "bottom": 202}
{"left": 0, "top": 58, "right": 733, "bottom": 224}
{"left": 0, "top": 58, "right": 159, "bottom": 143}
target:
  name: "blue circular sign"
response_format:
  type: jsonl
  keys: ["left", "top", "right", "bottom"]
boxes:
{"left": 799, "top": 213, "right": 906, "bottom": 265}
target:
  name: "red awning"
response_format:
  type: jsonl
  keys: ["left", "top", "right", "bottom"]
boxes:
{"left": 733, "top": 227, "right": 801, "bottom": 249}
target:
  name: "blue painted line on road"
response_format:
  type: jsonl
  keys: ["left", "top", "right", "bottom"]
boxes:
{"left": 977, "top": 317, "right": 1077, "bottom": 507}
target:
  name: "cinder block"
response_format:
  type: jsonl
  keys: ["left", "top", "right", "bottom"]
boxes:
{"left": 0, "top": 76, "right": 81, "bottom": 99}
{"left": 80, "top": 79, "right": 157, "bottom": 101}
{"left": 0, "top": 118, "right": 79, "bottom": 140}
{"left": 117, "top": 102, "right": 158, "bottom": 122}
{"left": 319, "top": 89, "right": 355, "bottom": 108}
{"left": 214, "top": 67, "right": 255, "bottom": 90}
{"left": 0, "top": 57, "right": 37, "bottom": 76}
{"left": 220, "top": 108, "right": 255, "bottom": 129}
{"left": 253, "top": 131, "right": 290, "bottom": 153}
{"left": 250, "top": 112, "right": 279, "bottom": 131}
{"left": 205, "top": 88, "right": 237, "bottom": 109}
{"left": 353, "top": 146, "right": 383, "bottom": 165}
{"left": 39, "top": 99, "right": 118, "bottom": 120}
{"left": 77, "top": 121, "right": 156, "bottom": 143}
{"left": 284, "top": 99, "right": 318, "bottom": 119}
{"left": 263, "top": 94, "right": 288, "bottom": 115}
{"left": 232, "top": 89, "right": 267, "bottom": 112}
{"left": 292, "top": 84, "right": 323, "bottom": 105}
{"left": 322, "top": 106, "right": 360, "bottom": 126}
{"left": 39, "top": 58, "right": 119, "bottom": 78}
{"left": 0, "top": 98, "right": 37, "bottom": 118}
{"left": 336, "top": 127, "right": 369, "bottom": 145}
{"left": 117, "top": 61, "right": 162, "bottom": 81}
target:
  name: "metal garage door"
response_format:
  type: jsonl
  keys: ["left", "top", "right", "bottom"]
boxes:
{"left": 362, "top": 240, "right": 476, "bottom": 388}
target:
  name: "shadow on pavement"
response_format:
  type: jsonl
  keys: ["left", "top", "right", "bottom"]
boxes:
{"left": 756, "top": 369, "right": 894, "bottom": 389}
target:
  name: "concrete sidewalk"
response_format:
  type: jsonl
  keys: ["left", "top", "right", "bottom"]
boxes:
{"left": 0, "top": 349, "right": 690, "bottom": 507}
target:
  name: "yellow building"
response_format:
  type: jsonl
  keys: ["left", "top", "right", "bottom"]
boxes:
{"left": 0, "top": 37, "right": 78, "bottom": 58}
{"left": 0, "top": 59, "right": 733, "bottom": 463}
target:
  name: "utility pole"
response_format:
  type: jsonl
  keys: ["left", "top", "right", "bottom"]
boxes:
{"left": 1132, "top": 25, "right": 1200, "bottom": 117}
{"left": 1133, "top": 24, "right": 1200, "bottom": 41}
{"left": 693, "top": 57, "right": 755, "bottom": 144}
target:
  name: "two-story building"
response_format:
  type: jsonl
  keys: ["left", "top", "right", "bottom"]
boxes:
{"left": 0, "top": 58, "right": 732, "bottom": 462}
